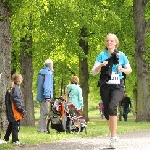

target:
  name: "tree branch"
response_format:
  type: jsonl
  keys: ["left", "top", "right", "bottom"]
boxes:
{"left": 145, "top": 18, "right": 150, "bottom": 33}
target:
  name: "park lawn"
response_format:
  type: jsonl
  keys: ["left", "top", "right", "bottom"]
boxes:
{"left": 1, "top": 119, "right": 150, "bottom": 150}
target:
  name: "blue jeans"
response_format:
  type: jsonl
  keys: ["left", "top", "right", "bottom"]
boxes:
{"left": 122, "top": 107, "right": 129, "bottom": 121}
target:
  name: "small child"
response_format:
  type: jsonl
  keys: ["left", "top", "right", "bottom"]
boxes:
{"left": 4, "top": 73, "right": 27, "bottom": 146}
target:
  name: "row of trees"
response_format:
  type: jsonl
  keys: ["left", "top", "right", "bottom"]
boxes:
{"left": 0, "top": 0, "right": 150, "bottom": 131}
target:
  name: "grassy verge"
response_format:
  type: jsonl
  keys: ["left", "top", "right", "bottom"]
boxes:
{"left": 1, "top": 119, "right": 150, "bottom": 150}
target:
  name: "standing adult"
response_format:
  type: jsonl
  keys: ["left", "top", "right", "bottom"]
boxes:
{"left": 92, "top": 33, "right": 132, "bottom": 149}
{"left": 37, "top": 59, "right": 54, "bottom": 133}
{"left": 121, "top": 93, "right": 132, "bottom": 121}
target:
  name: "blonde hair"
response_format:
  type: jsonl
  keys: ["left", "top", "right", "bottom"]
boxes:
{"left": 70, "top": 76, "right": 79, "bottom": 84}
{"left": 8, "top": 74, "right": 23, "bottom": 91}
{"left": 105, "top": 33, "right": 119, "bottom": 50}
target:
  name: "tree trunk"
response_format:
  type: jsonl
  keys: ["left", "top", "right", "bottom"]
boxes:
{"left": 79, "top": 27, "right": 89, "bottom": 122}
{"left": 0, "top": 2, "right": 12, "bottom": 132}
{"left": 133, "top": 0, "right": 150, "bottom": 121}
{"left": 133, "top": 85, "right": 137, "bottom": 115}
{"left": 20, "top": 37, "right": 35, "bottom": 126}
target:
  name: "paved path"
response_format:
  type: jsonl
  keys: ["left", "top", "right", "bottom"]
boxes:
{"left": 13, "top": 129, "right": 150, "bottom": 150}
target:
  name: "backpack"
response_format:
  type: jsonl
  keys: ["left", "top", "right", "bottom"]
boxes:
{"left": 5, "top": 89, "right": 15, "bottom": 122}
{"left": 97, "top": 50, "right": 119, "bottom": 87}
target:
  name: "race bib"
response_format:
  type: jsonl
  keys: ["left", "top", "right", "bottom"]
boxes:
{"left": 106, "top": 72, "right": 120, "bottom": 84}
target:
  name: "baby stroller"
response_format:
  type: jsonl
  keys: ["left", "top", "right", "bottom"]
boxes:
{"left": 66, "top": 103, "right": 87, "bottom": 134}
{"left": 46, "top": 97, "right": 87, "bottom": 134}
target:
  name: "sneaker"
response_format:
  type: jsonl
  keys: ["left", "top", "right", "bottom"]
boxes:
{"left": 109, "top": 136, "right": 119, "bottom": 149}
{"left": 13, "top": 141, "right": 25, "bottom": 147}
{"left": 0, "top": 139, "right": 7, "bottom": 144}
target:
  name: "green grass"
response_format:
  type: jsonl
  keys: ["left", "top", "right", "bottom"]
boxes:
{"left": 0, "top": 107, "right": 146, "bottom": 149}
{"left": 1, "top": 118, "right": 150, "bottom": 150}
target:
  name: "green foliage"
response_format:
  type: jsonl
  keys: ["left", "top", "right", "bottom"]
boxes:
{"left": 8, "top": 0, "right": 142, "bottom": 105}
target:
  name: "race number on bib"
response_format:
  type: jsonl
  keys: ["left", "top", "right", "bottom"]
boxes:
{"left": 106, "top": 72, "right": 120, "bottom": 84}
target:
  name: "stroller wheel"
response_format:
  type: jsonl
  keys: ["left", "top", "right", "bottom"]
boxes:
{"left": 66, "top": 120, "right": 72, "bottom": 133}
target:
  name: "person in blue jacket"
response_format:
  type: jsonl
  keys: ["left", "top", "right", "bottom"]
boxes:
{"left": 92, "top": 33, "right": 132, "bottom": 149}
{"left": 66, "top": 76, "right": 84, "bottom": 112}
{"left": 37, "top": 59, "right": 54, "bottom": 133}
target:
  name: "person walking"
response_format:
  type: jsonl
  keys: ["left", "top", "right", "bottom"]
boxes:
{"left": 121, "top": 93, "right": 132, "bottom": 121}
{"left": 36, "top": 59, "right": 54, "bottom": 133}
{"left": 4, "top": 73, "right": 27, "bottom": 146}
{"left": 92, "top": 33, "right": 132, "bottom": 149}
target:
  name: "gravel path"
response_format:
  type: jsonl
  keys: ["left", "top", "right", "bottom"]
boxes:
{"left": 13, "top": 129, "right": 150, "bottom": 150}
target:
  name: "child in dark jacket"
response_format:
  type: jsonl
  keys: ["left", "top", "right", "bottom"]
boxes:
{"left": 4, "top": 73, "right": 27, "bottom": 146}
